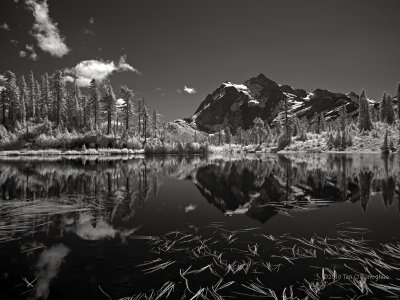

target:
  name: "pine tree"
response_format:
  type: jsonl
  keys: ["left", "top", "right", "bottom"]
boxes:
{"left": 81, "top": 95, "right": 88, "bottom": 129}
{"left": 152, "top": 109, "right": 160, "bottom": 137}
{"left": 73, "top": 83, "right": 82, "bottom": 129}
{"left": 142, "top": 101, "right": 149, "bottom": 142}
{"left": 236, "top": 127, "right": 243, "bottom": 144}
{"left": 18, "top": 75, "right": 29, "bottom": 124}
{"left": 4, "top": 71, "right": 19, "bottom": 129}
{"left": 225, "top": 127, "right": 232, "bottom": 145}
{"left": 380, "top": 92, "right": 387, "bottom": 123}
{"left": 340, "top": 104, "right": 347, "bottom": 132}
{"left": 52, "top": 71, "right": 66, "bottom": 127}
{"left": 39, "top": 73, "right": 50, "bottom": 120}
{"left": 320, "top": 112, "right": 326, "bottom": 132}
{"left": 298, "top": 117, "right": 308, "bottom": 141}
{"left": 397, "top": 82, "right": 400, "bottom": 120}
{"left": 120, "top": 85, "right": 133, "bottom": 134}
{"left": 28, "top": 71, "right": 36, "bottom": 119}
{"left": 104, "top": 85, "right": 116, "bottom": 135}
{"left": 137, "top": 97, "right": 142, "bottom": 136}
{"left": 0, "top": 89, "right": 6, "bottom": 126}
{"left": 358, "top": 89, "right": 373, "bottom": 131}
{"left": 20, "top": 90, "right": 27, "bottom": 130}
{"left": 89, "top": 79, "right": 101, "bottom": 128}
{"left": 386, "top": 95, "right": 395, "bottom": 125}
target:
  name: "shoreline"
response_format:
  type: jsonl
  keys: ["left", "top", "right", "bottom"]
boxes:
{"left": 0, "top": 148, "right": 392, "bottom": 157}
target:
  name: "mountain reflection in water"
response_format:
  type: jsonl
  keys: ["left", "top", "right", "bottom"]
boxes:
{"left": 0, "top": 153, "right": 399, "bottom": 299}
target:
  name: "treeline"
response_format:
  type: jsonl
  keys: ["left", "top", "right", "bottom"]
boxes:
{"left": 207, "top": 85, "right": 400, "bottom": 152}
{"left": 0, "top": 70, "right": 164, "bottom": 144}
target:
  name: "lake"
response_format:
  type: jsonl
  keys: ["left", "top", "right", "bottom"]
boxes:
{"left": 0, "top": 153, "right": 399, "bottom": 299}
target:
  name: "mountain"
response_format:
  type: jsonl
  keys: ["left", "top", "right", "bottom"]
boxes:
{"left": 184, "top": 74, "right": 369, "bottom": 133}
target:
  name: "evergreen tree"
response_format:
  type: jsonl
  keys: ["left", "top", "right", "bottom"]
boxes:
{"left": 39, "top": 73, "right": 50, "bottom": 120}
{"left": 4, "top": 71, "right": 19, "bottom": 129}
{"left": 397, "top": 82, "right": 400, "bottom": 120}
{"left": 20, "top": 90, "right": 27, "bottom": 129}
{"left": 298, "top": 117, "right": 308, "bottom": 141}
{"left": 52, "top": 71, "right": 66, "bottom": 127}
{"left": 386, "top": 95, "right": 395, "bottom": 125}
{"left": 0, "top": 89, "right": 6, "bottom": 126}
{"left": 28, "top": 71, "right": 36, "bottom": 119}
{"left": 137, "top": 97, "right": 142, "bottom": 135}
{"left": 340, "top": 105, "right": 347, "bottom": 132}
{"left": 380, "top": 92, "right": 387, "bottom": 123}
{"left": 319, "top": 112, "right": 326, "bottom": 132}
{"left": 225, "top": 127, "right": 232, "bottom": 145}
{"left": 152, "top": 109, "right": 160, "bottom": 137}
{"left": 358, "top": 89, "right": 373, "bottom": 131}
{"left": 89, "top": 79, "right": 101, "bottom": 128}
{"left": 236, "top": 127, "right": 243, "bottom": 144}
{"left": 142, "top": 101, "right": 149, "bottom": 142}
{"left": 18, "top": 75, "right": 29, "bottom": 124}
{"left": 73, "top": 83, "right": 82, "bottom": 129}
{"left": 120, "top": 85, "right": 133, "bottom": 134}
{"left": 104, "top": 85, "right": 116, "bottom": 135}
{"left": 253, "top": 117, "right": 267, "bottom": 144}
{"left": 81, "top": 95, "right": 89, "bottom": 129}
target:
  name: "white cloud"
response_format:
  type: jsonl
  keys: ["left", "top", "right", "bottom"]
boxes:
{"left": 83, "top": 29, "right": 94, "bottom": 35}
{"left": 20, "top": 44, "right": 38, "bottom": 61}
{"left": 184, "top": 85, "right": 197, "bottom": 94}
{"left": 67, "top": 55, "right": 140, "bottom": 87}
{"left": 26, "top": 0, "right": 70, "bottom": 57}
{"left": 0, "top": 23, "right": 10, "bottom": 30}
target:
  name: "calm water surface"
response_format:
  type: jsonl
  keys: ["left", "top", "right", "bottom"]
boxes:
{"left": 0, "top": 153, "right": 399, "bottom": 299}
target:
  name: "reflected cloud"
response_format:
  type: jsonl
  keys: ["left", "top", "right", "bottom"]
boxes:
{"left": 184, "top": 204, "right": 197, "bottom": 213}
{"left": 34, "top": 244, "right": 70, "bottom": 299}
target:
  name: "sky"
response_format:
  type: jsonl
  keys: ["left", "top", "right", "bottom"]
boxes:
{"left": 0, "top": 0, "right": 399, "bottom": 121}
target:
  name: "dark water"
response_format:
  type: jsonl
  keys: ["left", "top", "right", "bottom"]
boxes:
{"left": 0, "top": 153, "right": 400, "bottom": 299}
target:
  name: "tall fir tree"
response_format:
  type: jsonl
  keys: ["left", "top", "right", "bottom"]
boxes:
{"left": 152, "top": 109, "right": 160, "bottom": 137}
{"left": 104, "top": 85, "right": 116, "bottom": 135}
{"left": 0, "top": 89, "right": 6, "bottom": 126}
{"left": 40, "top": 74, "right": 50, "bottom": 120}
{"left": 120, "top": 85, "right": 133, "bottom": 134}
{"left": 358, "top": 89, "right": 373, "bottom": 131}
{"left": 386, "top": 94, "right": 395, "bottom": 125}
{"left": 319, "top": 112, "right": 326, "bottom": 132}
{"left": 4, "top": 71, "right": 19, "bottom": 129}
{"left": 225, "top": 127, "right": 232, "bottom": 145}
{"left": 72, "top": 83, "right": 82, "bottom": 129}
{"left": 380, "top": 92, "right": 387, "bottom": 122}
{"left": 340, "top": 104, "right": 347, "bottom": 132}
{"left": 397, "top": 82, "right": 400, "bottom": 120}
{"left": 52, "top": 71, "right": 66, "bottom": 127}
{"left": 28, "top": 71, "right": 35, "bottom": 119}
{"left": 18, "top": 75, "right": 29, "bottom": 124}
{"left": 89, "top": 79, "right": 101, "bottom": 129}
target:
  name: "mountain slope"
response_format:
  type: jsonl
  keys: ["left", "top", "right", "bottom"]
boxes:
{"left": 185, "top": 74, "right": 370, "bottom": 133}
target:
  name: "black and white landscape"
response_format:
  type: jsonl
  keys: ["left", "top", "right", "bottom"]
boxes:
{"left": 1, "top": 0, "right": 400, "bottom": 299}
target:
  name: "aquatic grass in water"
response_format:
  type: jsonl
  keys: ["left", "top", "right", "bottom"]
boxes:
{"left": 0, "top": 196, "right": 106, "bottom": 244}
{"left": 115, "top": 222, "right": 399, "bottom": 299}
